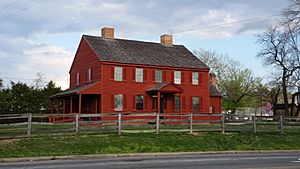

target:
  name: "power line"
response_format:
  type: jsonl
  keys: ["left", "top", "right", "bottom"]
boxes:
{"left": 0, "top": 0, "right": 18, "bottom": 12}
{"left": 0, "top": 0, "right": 47, "bottom": 22}
{"left": 138, "top": 14, "right": 282, "bottom": 39}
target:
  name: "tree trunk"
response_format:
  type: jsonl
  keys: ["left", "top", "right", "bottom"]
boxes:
{"left": 282, "top": 70, "right": 289, "bottom": 117}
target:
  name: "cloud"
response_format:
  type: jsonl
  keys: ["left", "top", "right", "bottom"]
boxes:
{"left": 0, "top": 0, "right": 289, "bottom": 89}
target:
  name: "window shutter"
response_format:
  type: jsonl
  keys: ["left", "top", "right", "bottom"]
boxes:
{"left": 123, "top": 68, "right": 127, "bottom": 81}
{"left": 199, "top": 73, "right": 203, "bottom": 84}
{"left": 152, "top": 70, "right": 155, "bottom": 82}
{"left": 144, "top": 95, "right": 147, "bottom": 110}
{"left": 200, "top": 97, "right": 203, "bottom": 111}
{"left": 172, "top": 96, "right": 175, "bottom": 110}
{"left": 111, "top": 95, "right": 114, "bottom": 109}
{"left": 190, "top": 97, "right": 193, "bottom": 110}
{"left": 123, "top": 94, "right": 127, "bottom": 109}
{"left": 163, "top": 71, "right": 166, "bottom": 82}
{"left": 190, "top": 72, "right": 193, "bottom": 84}
{"left": 182, "top": 72, "right": 185, "bottom": 84}
{"left": 132, "top": 95, "right": 136, "bottom": 109}
{"left": 144, "top": 69, "right": 147, "bottom": 82}
{"left": 132, "top": 68, "right": 135, "bottom": 81}
{"left": 171, "top": 71, "right": 174, "bottom": 83}
{"left": 183, "top": 96, "right": 186, "bottom": 110}
{"left": 111, "top": 67, "right": 114, "bottom": 80}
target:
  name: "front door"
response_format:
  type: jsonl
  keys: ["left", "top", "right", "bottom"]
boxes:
{"left": 160, "top": 94, "right": 167, "bottom": 113}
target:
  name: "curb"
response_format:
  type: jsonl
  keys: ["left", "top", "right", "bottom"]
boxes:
{"left": 1, "top": 150, "right": 300, "bottom": 163}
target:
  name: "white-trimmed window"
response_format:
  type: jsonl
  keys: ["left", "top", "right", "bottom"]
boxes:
{"left": 155, "top": 70, "right": 162, "bottom": 83}
{"left": 114, "top": 94, "right": 123, "bottom": 111}
{"left": 76, "top": 72, "right": 80, "bottom": 86}
{"left": 192, "top": 72, "right": 199, "bottom": 85}
{"left": 174, "top": 71, "right": 181, "bottom": 84}
{"left": 114, "top": 67, "right": 123, "bottom": 81}
{"left": 136, "top": 95, "right": 144, "bottom": 110}
{"left": 192, "top": 97, "right": 200, "bottom": 112}
{"left": 88, "top": 68, "right": 92, "bottom": 83}
{"left": 136, "top": 68, "right": 143, "bottom": 82}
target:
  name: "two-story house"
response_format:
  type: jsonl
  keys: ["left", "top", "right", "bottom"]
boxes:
{"left": 50, "top": 27, "right": 221, "bottom": 116}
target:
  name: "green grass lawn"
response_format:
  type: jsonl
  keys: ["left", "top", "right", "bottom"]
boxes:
{"left": 1, "top": 132, "right": 300, "bottom": 158}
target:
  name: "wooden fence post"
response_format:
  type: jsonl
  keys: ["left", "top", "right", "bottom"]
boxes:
{"left": 156, "top": 113, "right": 160, "bottom": 134}
{"left": 280, "top": 116, "right": 283, "bottom": 134}
{"left": 253, "top": 116, "right": 257, "bottom": 133}
{"left": 118, "top": 113, "right": 122, "bottom": 135}
{"left": 27, "top": 113, "right": 32, "bottom": 137}
{"left": 189, "top": 114, "right": 193, "bottom": 134}
{"left": 221, "top": 114, "right": 225, "bottom": 134}
{"left": 75, "top": 114, "right": 79, "bottom": 134}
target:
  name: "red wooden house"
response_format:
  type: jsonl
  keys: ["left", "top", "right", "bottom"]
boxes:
{"left": 50, "top": 27, "right": 221, "bottom": 117}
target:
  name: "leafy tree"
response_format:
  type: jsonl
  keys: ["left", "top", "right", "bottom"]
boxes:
{"left": 41, "top": 81, "right": 61, "bottom": 113}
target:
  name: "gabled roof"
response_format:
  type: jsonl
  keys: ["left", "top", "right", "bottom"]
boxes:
{"left": 146, "top": 82, "right": 183, "bottom": 93}
{"left": 83, "top": 35, "right": 209, "bottom": 69}
{"left": 49, "top": 82, "right": 98, "bottom": 99}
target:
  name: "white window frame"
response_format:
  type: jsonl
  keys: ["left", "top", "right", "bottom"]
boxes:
{"left": 136, "top": 95, "right": 144, "bottom": 110}
{"left": 192, "top": 96, "right": 200, "bottom": 112}
{"left": 174, "top": 96, "right": 180, "bottom": 112}
{"left": 76, "top": 72, "right": 80, "bottom": 86}
{"left": 114, "top": 67, "right": 123, "bottom": 81}
{"left": 114, "top": 94, "right": 123, "bottom": 111}
{"left": 135, "top": 68, "right": 143, "bottom": 82}
{"left": 88, "top": 68, "right": 92, "bottom": 83}
{"left": 192, "top": 72, "right": 199, "bottom": 85}
{"left": 174, "top": 71, "right": 181, "bottom": 84}
{"left": 155, "top": 70, "right": 162, "bottom": 83}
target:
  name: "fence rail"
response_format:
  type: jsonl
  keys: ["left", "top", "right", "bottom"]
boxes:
{"left": 0, "top": 113, "right": 300, "bottom": 139}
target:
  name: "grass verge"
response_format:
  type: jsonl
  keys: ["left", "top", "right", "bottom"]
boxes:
{"left": 1, "top": 132, "right": 300, "bottom": 158}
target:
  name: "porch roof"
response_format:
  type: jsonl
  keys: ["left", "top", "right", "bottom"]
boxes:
{"left": 49, "top": 82, "right": 99, "bottom": 99}
{"left": 146, "top": 82, "right": 183, "bottom": 93}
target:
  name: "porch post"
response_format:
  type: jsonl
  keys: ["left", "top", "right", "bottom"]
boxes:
{"left": 157, "top": 92, "right": 161, "bottom": 114}
{"left": 95, "top": 95, "right": 98, "bottom": 114}
{"left": 70, "top": 96, "right": 73, "bottom": 114}
{"left": 79, "top": 94, "right": 82, "bottom": 114}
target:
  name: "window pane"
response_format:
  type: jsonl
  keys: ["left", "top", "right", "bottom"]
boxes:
{"left": 136, "top": 68, "right": 143, "bottom": 82}
{"left": 192, "top": 72, "right": 198, "bottom": 85}
{"left": 174, "top": 71, "right": 181, "bottom": 84}
{"left": 155, "top": 70, "right": 162, "bottom": 83}
{"left": 136, "top": 95, "right": 144, "bottom": 110}
{"left": 175, "top": 96, "right": 180, "bottom": 112}
{"left": 192, "top": 97, "right": 199, "bottom": 112}
{"left": 114, "top": 67, "right": 123, "bottom": 81}
{"left": 114, "top": 94, "right": 123, "bottom": 111}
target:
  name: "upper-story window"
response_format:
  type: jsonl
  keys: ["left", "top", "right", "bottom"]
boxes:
{"left": 135, "top": 68, "right": 143, "bottom": 82}
{"left": 114, "top": 66, "right": 123, "bottom": 81}
{"left": 88, "top": 68, "right": 92, "bottom": 83}
{"left": 192, "top": 72, "right": 199, "bottom": 85}
{"left": 76, "top": 72, "right": 80, "bottom": 86}
{"left": 174, "top": 71, "right": 181, "bottom": 84}
{"left": 155, "top": 70, "right": 162, "bottom": 83}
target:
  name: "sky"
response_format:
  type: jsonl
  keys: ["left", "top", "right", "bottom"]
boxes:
{"left": 0, "top": 0, "right": 290, "bottom": 89}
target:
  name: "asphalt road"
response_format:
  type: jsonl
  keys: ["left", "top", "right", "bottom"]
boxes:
{"left": 1, "top": 152, "right": 300, "bottom": 169}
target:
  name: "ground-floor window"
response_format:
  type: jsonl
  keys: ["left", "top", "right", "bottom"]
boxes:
{"left": 114, "top": 94, "right": 123, "bottom": 111}
{"left": 192, "top": 96, "right": 199, "bottom": 112}
{"left": 136, "top": 95, "right": 144, "bottom": 110}
{"left": 174, "top": 96, "right": 180, "bottom": 112}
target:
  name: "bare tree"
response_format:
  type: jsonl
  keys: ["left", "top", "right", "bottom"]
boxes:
{"left": 33, "top": 72, "right": 46, "bottom": 89}
{"left": 257, "top": 25, "right": 300, "bottom": 116}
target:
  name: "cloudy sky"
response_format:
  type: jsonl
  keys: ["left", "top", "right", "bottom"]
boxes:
{"left": 0, "top": 0, "right": 289, "bottom": 89}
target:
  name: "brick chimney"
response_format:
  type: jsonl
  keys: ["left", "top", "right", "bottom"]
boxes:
{"left": 210, "top": 72, "right": 217, "bottom": 87}
{"left": 101, "top": 27, "right": 114, "bottom": 39}
{"left": 160, "top": 34, "right": 173, "bottom": 46}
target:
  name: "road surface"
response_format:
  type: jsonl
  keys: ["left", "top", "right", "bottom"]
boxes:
{"left": 1, "top": 152, "right": 300, "bottom": 169}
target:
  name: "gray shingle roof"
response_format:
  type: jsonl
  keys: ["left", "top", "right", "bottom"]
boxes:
{"left": 84, "top": 35, "right": 209, "bottom": 69}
